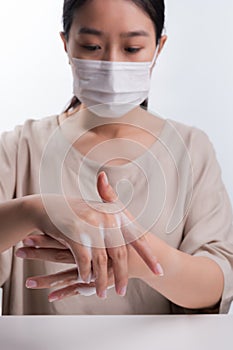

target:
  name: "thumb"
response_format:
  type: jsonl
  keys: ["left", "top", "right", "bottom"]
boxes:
{"left": 97, "top": 171, "right": 118, "bottom": 203}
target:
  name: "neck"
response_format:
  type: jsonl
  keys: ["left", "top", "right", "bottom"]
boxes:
{"left": 74, "top": 103, "right": 145, "bottom": 139}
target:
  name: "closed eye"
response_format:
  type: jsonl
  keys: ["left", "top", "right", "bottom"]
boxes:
{"left": 81, "top": 45, "right": 101, "bottom": 51}
{"left": 80, "top": 45, "right": 141, "bottom": 54}
{"left": 125, "top": 47, "right": 141, "bottom": 53}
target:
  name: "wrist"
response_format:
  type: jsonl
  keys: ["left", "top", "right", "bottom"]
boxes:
{"left": 21, "top": 194, "right": 43, "bottom": 231}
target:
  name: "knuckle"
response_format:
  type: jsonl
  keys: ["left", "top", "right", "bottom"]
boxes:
{"left": 101, "top": 214, "right": 109, "bottom": 228}
{"left": 94, "top": 252, "right": 108, "bottom": 267}
{"left": 26, "top": 248, "right": 37, "bottom": 258}
{"left": 86, "top": 211, "right": 98, "bottom": 225}
{"left": 55, "top": 251, "right": 70, "bottom": 262}
{"left": 78, "top": 254, "right": 91, "bottom": 266}
{"left": 108, "top": 247, "right": 127, "bottom": 260}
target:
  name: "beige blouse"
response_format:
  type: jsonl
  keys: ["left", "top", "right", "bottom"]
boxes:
{"left": 0, "top": 113, "right": 233, "bottom": 315}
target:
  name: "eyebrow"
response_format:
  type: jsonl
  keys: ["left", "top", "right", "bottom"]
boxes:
{"left": 121, "top": 30, "right": 150, "bottom": 38}
{"left": 78, "top": 27, "right": 150, "bottom": 38}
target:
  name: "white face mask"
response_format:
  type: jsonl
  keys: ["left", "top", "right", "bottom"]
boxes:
{"left": 69, "top": 44, "right": 160, "bottom": 118}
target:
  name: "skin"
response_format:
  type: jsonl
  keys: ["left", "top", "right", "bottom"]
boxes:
{"left": 59, "top": 0, "right": 167, "bottom": 146}
{"left": 1, "top": 3, "right": 168, "bottom": 299}
{"left": 14, "top": 0, "right": 224, "bottom": 308}
{"left": 18, "top": 172, "right": 223, "bottom": 309}
{"left": 0, "top": 172, "right": 162, "bottom": 299}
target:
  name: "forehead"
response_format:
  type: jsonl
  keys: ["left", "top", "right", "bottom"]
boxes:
{"left": 71, "top": 0, "right": 155, "bottom": 37}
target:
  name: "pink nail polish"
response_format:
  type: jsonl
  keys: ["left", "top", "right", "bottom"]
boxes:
{"left": 102, "top": 172, "right": 109, "bottom": 185}
{"left": 119, "top": 286, "right": 127, "bottom": 297}
{"left": 48, "top": 296, "right": 59, "bottom": 303}
{"left": 15, "top": 250, "right": 27, "bottom": 258}
{"left": 99, "top": 290, "right": 107, "bottom": 299}
{"left": 154, "top": 263, "right": 164, "bottom": 276}
{"left": 26, "top": 280, "right": 37, "bottom": 288}
{"left": 23, "top": 238, "right": 34, "bottom": 246}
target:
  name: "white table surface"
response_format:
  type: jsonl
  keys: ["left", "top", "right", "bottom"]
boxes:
{"left": 0, "top": 315, "right": 232, "bottom": 350}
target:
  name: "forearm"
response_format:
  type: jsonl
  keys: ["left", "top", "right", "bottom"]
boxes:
{"left": 0, "top": 195, "right": 38, "bottom": 253}
{"left": 131, "top": 233, "right": 224, "bottom": 309}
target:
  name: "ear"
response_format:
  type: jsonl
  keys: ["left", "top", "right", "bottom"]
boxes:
{"left": 158, "top": 35, "right": 168, "bottom": 55}
{"left": 60, "top": 31, "right": 68, "bottom": 53}
{"left": 150, "top": 35, "right": 168, "bottom": 72}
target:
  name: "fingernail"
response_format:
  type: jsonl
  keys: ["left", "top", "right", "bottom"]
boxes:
{"left": 15, "top": 250, "right": 27, "bottom": 258}
{"left": 102, "top": 172, "right": 109, "bottom": 185}
{"left": 26, "top": 280, "right": 37, "bottom": 288}
{"left": 99, "top": 290, "right": 107, "bottom": 299}
{"left": 154, "top": 263, "right": 164, "bottom": 276}
{"left": 48, "top": 296, "right": 59, "bottom": 303}
{"left": 85, "top": 273, "right": 92, "bottom": 284}
{"left": 23, "top": 238, "right": 35, "bottom": 246}
{"left": 84, "top": 275, "right": 91, "bottom": 283}
{"left": 119, "top": 286, "right": 127, "bottom": 297}
{"left": 77, "top": 273, "right": 86, "bottom": 283}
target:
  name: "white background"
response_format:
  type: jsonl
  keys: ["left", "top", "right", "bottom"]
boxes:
{"left": 0, "top": 0, "right": 232, "bottom": 204}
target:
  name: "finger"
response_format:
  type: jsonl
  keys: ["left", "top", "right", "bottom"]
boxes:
{"left": 15, "top": 247, "right": 75, "bottom": 264}
{"left": 48, "top": 284, "right": 81, "bottom": 303}
{"left": 104, "top": 216, "right": 128, "bottom": 296}
{"left": 130, "top": 235, "right": 164, "bottom": 276}
{"left": 48, "top": 271, "right": 115, "bottom": 302}
{"left": 91, "top": 247, "right": 108, "bottom": 299}
{"left": 68, "top": 240, "right": 93, "bottom": 283}
{"left": 120, "top": 213, "right": 163, "bottom": 276}
{"left": 26, "top": 264, "right": 115, "bottom": 301}
{"left": 97, "top": 171, "right": 118, "bottom": 202}
{"left": 48, "top": 281, "right": 117, "bottom": 302}
{"left": 26, "top": 267, "right": 97, "bottom": 300}
{"left": 48, "top": 258, "right": 115, "bottom": 301}
{"left": 107, "top": 245, "right": 128, "bottom": 296}
{"left": 23, "top": 234, "right": 68, "bottom": 249}
{"left": 25, "top": 268, "right": 79, "bottom": 289}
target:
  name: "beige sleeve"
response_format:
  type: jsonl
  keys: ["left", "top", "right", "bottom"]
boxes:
{"left": 175, "top": 129, "right": 233, "bottom": 314}
{"left": 0, "top": 126, "right": 22, "bottom": 286}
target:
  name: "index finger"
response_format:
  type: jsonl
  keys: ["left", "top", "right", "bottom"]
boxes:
{"left": 120, "top": 214, "right": 164, "bottom": 276}
{"left": 130, "top": 236, "right": 164, "bottom": 276}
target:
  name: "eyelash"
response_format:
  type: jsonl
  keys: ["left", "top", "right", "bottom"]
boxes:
{"left": 80, "top": 45, "right": 141, "bottom": 54}
{"left": 126, "top": 47, "right": 141, "bottom": 53}
{"left": 81, "top": 45, "right": 100, "bottom": 51}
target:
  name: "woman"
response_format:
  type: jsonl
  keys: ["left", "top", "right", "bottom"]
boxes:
{"left": 1, "top": 0, "right": 233, "bottom": 315}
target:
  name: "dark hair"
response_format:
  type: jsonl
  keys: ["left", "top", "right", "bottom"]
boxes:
{"left": 62, "top": 0, "right": 165, "bottom": 113}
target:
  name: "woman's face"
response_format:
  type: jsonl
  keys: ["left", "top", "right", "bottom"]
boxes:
{"left": 61, "top": 0, "right": 167, "bottom": 63}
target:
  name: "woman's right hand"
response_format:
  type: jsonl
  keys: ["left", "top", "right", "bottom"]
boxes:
{"left": 27, "top": 193, "right": 126, "bottom": 298}
{"left": 16, "top": 231, "right": 148, "bottom": 301}
{"left": 24, "top": 172, "right": 162, "bottom": 299}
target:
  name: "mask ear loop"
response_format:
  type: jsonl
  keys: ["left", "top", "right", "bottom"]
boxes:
{"left": 149, "top": 41, "right": 161, "bottom": 69}
{"left": 149, "top": 26, "right": 167, "bottom": 68}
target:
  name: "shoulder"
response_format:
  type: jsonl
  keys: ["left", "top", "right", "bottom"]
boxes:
{"left": 164, "top": 118, "right": 216, "bottom": 161}
{"left": 20, "top": 114, "right": 59, "bottom": 136}
{"left": 164, "top": 118, "right": 221, "bottom": 188}
{"left": 166, "top": 118, "right": 211, "bottom": 144}
{"left": 0, "top": 114, "right": 59, "bottom": 148}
